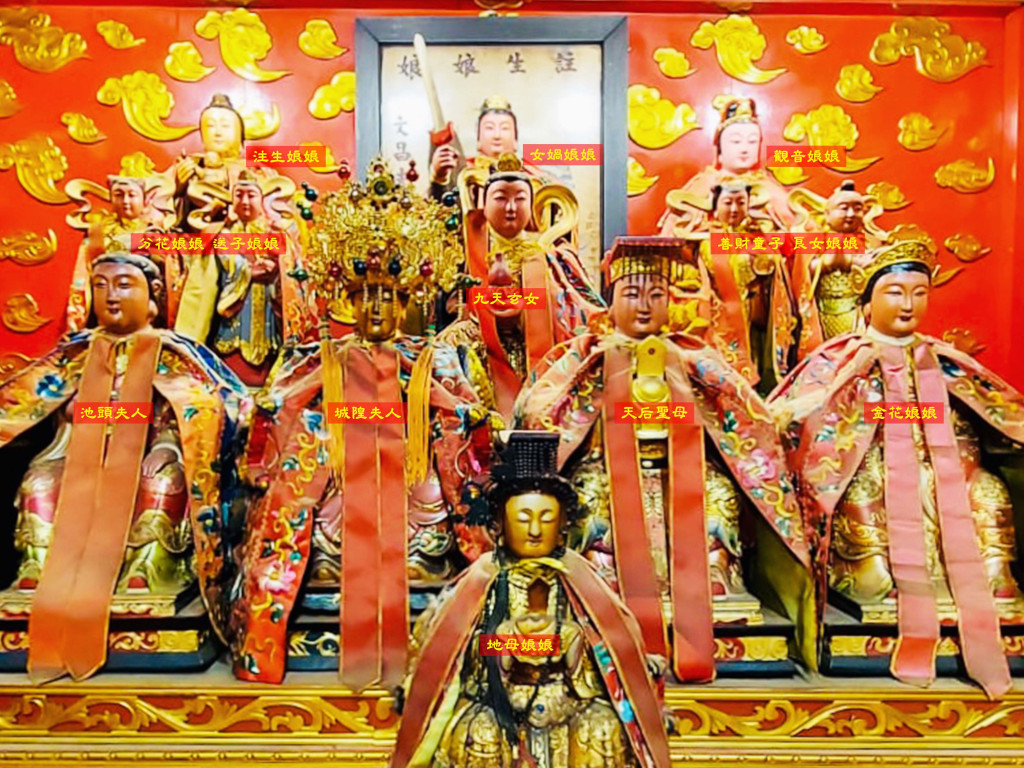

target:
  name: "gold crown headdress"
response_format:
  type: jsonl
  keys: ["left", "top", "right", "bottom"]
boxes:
{"left": 712, "top": 95, "right": 758, "bottom": 143}
{"left": 852, "top": 239, "right": 937, "bottom": 297}
{"left": 486, "top": 152, "right": 530, "bottom": 185}
{"left": 306, "top": 158, "right": 463, "bottom": 306}
{"left": 480, "top": 95, "right": 513, "bottom": 114}
{"left": 603, "top": 236, "right": 695, "bottom": 286}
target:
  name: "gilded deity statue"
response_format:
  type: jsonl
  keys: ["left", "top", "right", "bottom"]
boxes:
{"left": 64, "top": 174, "right": 175, "bottom": 331}
{"left": 438, "top": 154, "right": 604, "bottom": 419}
{"left": 391, "top": 431, "right": 671, "bottom": 768}
{"left": 674, "top": 181, "right": 796, "bottom": 392}
{"left": 515, "top": 237, "right": 814, "bottom": 682}
{"left": 173, "top": 170, "right": 314, "bottom": 386}
{"left": 769, "top": 240, "right": 1024, "bottom": 698}
{"left": 0, "top": 249, "right": 249, "bottom": 682}
{"left": 788, "top": 181, "right": 887, "bottom": 358}
{"left": 659, "top": 96, "right": 795, "bottom": 237}
{"left": 231, "top": 160, "right": 495, "bottom": 686}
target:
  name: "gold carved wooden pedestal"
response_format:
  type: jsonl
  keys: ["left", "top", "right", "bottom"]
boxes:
{"left": 1, "top": 665, "right": 1023, "bottom": 766}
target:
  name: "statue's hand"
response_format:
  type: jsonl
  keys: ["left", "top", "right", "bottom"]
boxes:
{"left": 176, "top": 156, "right": 198, "bottom": 185}
{"left": 141, "top": 445, "right": 180, "bottom": 478}
{"left": 430, "top": 145, "right": 459, "bottom": 184}
{"left": 251, "top": 256, "right": 279, "bottom": 282}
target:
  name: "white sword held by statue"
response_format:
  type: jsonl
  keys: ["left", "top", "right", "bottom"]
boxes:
{"left": 414, "top": 33, "right": 464, "bottom": 160}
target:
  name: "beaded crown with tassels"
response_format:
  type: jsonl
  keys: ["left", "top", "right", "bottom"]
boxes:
{"left": 851, "top": 239, "right": 937, "bottom": 296}
{"left": 303, "top": 157, "right": 464, "bottom": 309}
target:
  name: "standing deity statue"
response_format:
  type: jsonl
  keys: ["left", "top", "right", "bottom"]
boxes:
{"left": 0, "top": 250, "right": 249, "bottom": 682}
{"left": 231, "top": 160, "right": 495, "bottom": 686}
{"left": 64, "top": 174, "right": 175, "bottom": 330}
{"left": 438, "top": 154, "right": 604, "bottom": 419}
{"left": 674, "top": 181, "right": 796, "bottom": 392}
{"left": 788, "top": 181, "right": 887, "bottom": 358}
{"left": 659, "top": 96, "right": 795, "bottom": 237}
{"left": 769, "top": 240, "right": 1024, "bottom": 698}
{"left": 391, "top": 431, "right": 671, "bottom": 768}
{"left": 173, "top": 170, "right": 314, "bottom": 386}
{"left": 515, "top": 237, "right": 815, "bottom": 682}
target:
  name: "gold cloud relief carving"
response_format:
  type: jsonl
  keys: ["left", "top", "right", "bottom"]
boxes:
{"left": 870, "top": 17, "right": 988, "bottom": 83}
{"left": 0, "top": 7, "right": 87, "bottom": 73}
{"left": 866, "top": 181, "right": 911, "bottom": 210}
{"left": 120, "top": 151, "right": 157, "bottom": 178}
{"left": 299, "top": 142, "right": 342, "bottom": 173}
{"left": 627, "top": 157, "right": 659, "bottom": 196}
{"left": 61, "top": 112, "right": 106, "bottom": 144}
{"left": 195, "top": 9, "right": 290, "bottom": 83}
{"left": 299, "top": 20, "right": 347, "bottom": 60}
{"left": 0, "top": 79, "right": 19, "bottom": 118}
{"left": 2, "top": 294, "right": 51, "bottom": 333}
{"left": 165, "top": 42, "right": 215, "bottom": 83}
{"left": 941, "top": 328, "right": 986, "bottom": 356}
{"left": 0, "top": 136, "right": 70, "bottom": 204}
{"left": 627, "top": 85, "right": 699, "bottom": 150}
{"left": 653, "top": 48, "right": 694, "bottom": 78}
{"left": 96, "top": 20, "right": 145, "bottom": 50}
{"left": 97, "top": 71, "right": 198, "bottom": 142}
{"left": 783, "top": 104, "right": 879, "bottom": 172}
{"left": 240, "top": 103, "right": 281, "bottom": 140}
{"left": 935, "top": 158, "right": 994, "bottom": 193}
{"left": 897, "top": 113, "right": 945, "bottom": 151}
{"left": 785, "top": 26, "right": 827, "bottom": 54}
{"left": 0, "top": 229, "right": 57, "bottom": 266}
{"left": 308, "top": 72, "right": 356, "bottom": 119}
{"left": 690, "top": 15, "right": 786, "bottom": 85}
{"left": 835, "top": 64, "right": 882, "bottom": 103}
{"left": 944, "top": 232, "right": 990, "bottom": 263}
{"left": 767, "top": 166, "right": 809, "bottom": 186}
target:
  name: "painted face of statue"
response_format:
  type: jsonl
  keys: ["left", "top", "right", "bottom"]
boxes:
{"left": 717, "top": 122, "right": 761, "bottom": 174}
{"left": 503, "top": 492, "right": 564, "bottom": 559}
{"left": 866, "top": 270, "right": 930, "bottom": 338}
{"left": 110, "top": 182, "right": 144, "bottom": 220}
{"left": 200, "top": 107, "right": 243, "bottom": 157}
{"left": 826, "top": 194, "right": 866, "bottom": 234}
{"left": 91, "top": 261, "right": 159, "bottom": 335}
{"left": 232, "top": 184, "right": 263, "bottom": 224}
{"left": 477, "top": 112, "right": 517, "bottom": 158}
{"left": 713, "top": 188, "right": 749, "bottom": 229}
{"left": 352, "top": 285, "right": 405, "bottom": 342}
{"left": 484, "top": 179, "right": 532, "bottom": 240}
{"left": 610, "top": 274, "right": 670, "bottom": 339}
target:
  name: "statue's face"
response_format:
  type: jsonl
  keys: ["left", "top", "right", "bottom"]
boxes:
{"left": 91, "top": 261, "right": 158, "bottom": 335}
{"left": 200, "top": 107, "right": 243, "bottom": 156}
{"left": 826, "top": 194, "right": 866, "bottom": 233}
{"left": 484, "top": 179, "right": 532, "bottom": 240}
{"left": 477, "top": 112, "right": 517, "bottom": 158}
{"left": 610, "top": 274, "right": 670, "bottom": 339}
{"left": 110, "top": 182, "right": 144, "bottom": 220}
{"left": 503, "top": 492, "right": 563, "bottom": 559}
{"left": 351, "top": 286, "right": 406, "bottom": 342}
{"left": 713, "top": 189, "right": 749, "bottom": 229}
{"left": 866, "top": 270, "right": 930, "bottom": 338}
{"left": 232, "top": 184, "right": 262, "bottom": 223}
{"left": 717, "top": 122, "right": 761, "bottom": 173}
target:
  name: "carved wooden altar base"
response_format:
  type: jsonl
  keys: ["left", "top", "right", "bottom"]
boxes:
{"left": 1, "top": 666, "right": 1023, "bottom": 767}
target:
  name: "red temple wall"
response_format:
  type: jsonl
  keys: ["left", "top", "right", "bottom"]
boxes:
{"left": 1, "top": 5, "right": 1021, "bottom": 386}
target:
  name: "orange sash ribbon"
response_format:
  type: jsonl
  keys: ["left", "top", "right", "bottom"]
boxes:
{"left": 707, "top": 249, "right": 757, "bottom": 385}
{"left": 28, "top": 331, "right": 161, "bottom": 683}
{"left": 339, "top": 344, "right": 408, "bottom": 690}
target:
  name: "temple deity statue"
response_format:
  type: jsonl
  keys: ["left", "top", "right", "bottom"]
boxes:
{"left": 64, "top": 174, "right": 175, "bottom": 331}
{"left": 659, "top": 96, "right": 794, "bottom": 237}
{"left": 675, "top": 181, "right": 797, "bottom": 393}
{"left": 231, "top": 160, "right": 495, "bottom": 686}
{"left": 173, "top": 170, "right": 314, "bottom": 386}
{"left": 162, "top": 93, "right": 295, "bottom": 233}
{"left": 391, "top": 431, "right": 672, "bottom": 768}
{"left": 788, "top": 181, "right": 887, "bottom": 358}
{"left": 438, "top": 153, "right": 604, "bottom": 419}
{"left": 514, "top": 237, "right": 814, "bottom": 682}
{"left": 769, "top": 240, "right": 1024, "bottom": 698}
{"left": 0, "top": 249, "right": 249, "bottom": 683}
